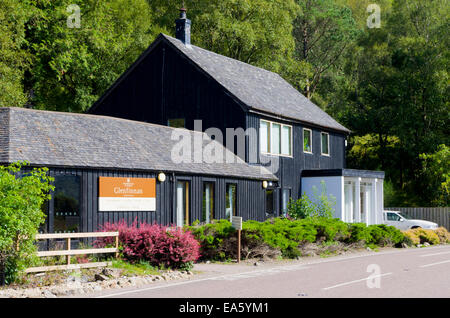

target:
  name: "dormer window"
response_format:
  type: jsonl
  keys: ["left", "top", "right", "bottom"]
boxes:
{"left": 303, "top": 128, "right": 312, "bottom": 153}
{"left": 260, "top": 120, "right": 292, "bottom": 156}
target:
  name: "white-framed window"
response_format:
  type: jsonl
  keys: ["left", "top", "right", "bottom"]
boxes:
{"left": 321, "top": 132, "right": 330, "bottom": 156}
{"left": 303, "top": 128, "right": 312, "bottom": 153}
{"left": 260, "top": 120, "right": 292, "bottom": 156}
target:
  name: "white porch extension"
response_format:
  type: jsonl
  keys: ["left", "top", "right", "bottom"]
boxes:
{"left": 301, "top": 169, "right": 385, "bottom": 225}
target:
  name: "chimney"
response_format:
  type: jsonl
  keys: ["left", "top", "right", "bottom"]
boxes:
{"left": 175, "top": 7, "right": 191, "bottom": 46}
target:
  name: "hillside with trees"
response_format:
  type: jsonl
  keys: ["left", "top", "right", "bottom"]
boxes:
{"left": 0, "top": 0, "right": 448, "bottom": 206}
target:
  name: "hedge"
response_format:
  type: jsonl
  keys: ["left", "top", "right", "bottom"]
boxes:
{"left": 186, "top": 217, "right": 408, "bottom": 260}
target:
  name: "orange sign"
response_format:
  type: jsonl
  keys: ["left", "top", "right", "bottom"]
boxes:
{"left": 98, "top": 177, "right": 156, "bottom": 212}
{"left": 99, "top": 177, "right": 155, "bottom": 198}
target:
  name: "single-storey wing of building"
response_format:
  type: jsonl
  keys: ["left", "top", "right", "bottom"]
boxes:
{"left": 0, "top": 107, "right": 277, "bottom": 233}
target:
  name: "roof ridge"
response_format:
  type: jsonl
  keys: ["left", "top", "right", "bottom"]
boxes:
{"left": 3, "top": 106, "right": 211, "bottom": 137}
{"left": 161, "top": 33, "right": 279, "bottom": 76}
{"left": 160, "top": 35, "right": 349, "bottom": 133}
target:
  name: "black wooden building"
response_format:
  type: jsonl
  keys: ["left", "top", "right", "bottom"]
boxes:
{"left": 0, "top": 107, "right": 276, "bottom": 233}
{"left": 88, "top": 10, "right": 352, "bottom": 217}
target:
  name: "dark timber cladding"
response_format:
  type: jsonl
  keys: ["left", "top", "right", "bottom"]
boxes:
{"left": 37, "top": 167, "right": 267, "bottom": 232}
{"left": 88, "top": 34, "right": 348, "bottom": 202}
{"left": 87, "top": 18, "right": 351, "bottom": 218}
{"left": 0, "top": 107, "right": 276, "bottom": 231}
{"left": 88, "top": 35, "right": 246, "bottom": 142}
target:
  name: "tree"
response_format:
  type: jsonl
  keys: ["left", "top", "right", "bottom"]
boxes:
{"left": 335, "top": 0, "right": 449, "bottom": 205}
{"left": 291, "top": 0, "right": 360, "bottom": 103}
{"left": 420, "top": 145, "right": 449, "bottom": 206}
{"left": 0, "top": 162, "right": 54, "bottom": 284}
{"left": 148, "top": 0, "right": 299, "bottom": 74}
{"left": 25, "top": 0, "right": 161, "bottom": 112}
{"left": 0, "top": 0, "right": 30, "bottom": 107}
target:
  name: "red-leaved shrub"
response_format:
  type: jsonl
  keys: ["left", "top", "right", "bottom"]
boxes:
{"left": 95, "top": 219, "right": 200, "bottom": 269}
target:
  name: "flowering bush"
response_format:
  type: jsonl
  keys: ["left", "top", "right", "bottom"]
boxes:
{"left": 96, "top": 220, "right": 200, "bottom": 270}
{"left": 403, "top": 228, "right": 440, "bottom": 245}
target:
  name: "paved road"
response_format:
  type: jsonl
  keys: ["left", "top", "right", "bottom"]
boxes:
{"left": 88, "top": 245, "right": 450, "bottom": 298}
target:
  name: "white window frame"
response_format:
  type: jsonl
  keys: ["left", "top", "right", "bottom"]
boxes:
{"left": 320, "top": 132, "right": 330, "bottom": 156}
{"left": 303, "top": 128, "right": 313, "bottom": 154}
{"left": 260, "top": 119, "right": 293, "bottom": 157}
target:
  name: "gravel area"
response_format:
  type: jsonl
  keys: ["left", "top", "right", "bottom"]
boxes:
{"left": 0, "top": 267, "right": 194, "bottom": 298}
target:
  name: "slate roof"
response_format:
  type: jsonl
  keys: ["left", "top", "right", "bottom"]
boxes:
{"left": 88, "top": 33, "right": 350, "bottom": 133}
{"left": 0, "top": 107, "right": 277, "bottom": 181}
{"left": 161, "top": 34, "right": 350, "bottom": 133}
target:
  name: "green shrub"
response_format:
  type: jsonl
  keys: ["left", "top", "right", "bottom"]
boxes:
{"left": 347, "top": 223, "right": 372, "bottom": 243}
{"left": 185, "top": 219, "right": 235, "bottom": 261}
{"left": 188, "top": 217, "right": 409, "bottom": 262}
{"left": 0, "top": 162, "right": 54, "bottom": 284}
{"left": 286, "top": 195, "right": 316, "bottom": 220}
{"left": 243, "top": 218, "right": 317, "bottom": 258}
{"left": 287, "top": 182, "right": 336, "bottom": 219}
{"left": 303, "top": 218, "right": 350, "bottom": 242}
{"left": 366, "top": 224, "right": 405, "bottom": 247}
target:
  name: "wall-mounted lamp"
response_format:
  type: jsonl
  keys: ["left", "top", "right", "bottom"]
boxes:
{"left": 158, "top": 172, "right": 166, "bottom": 182}
{"left": 262, "top": 180, "right": 268, "bottom": 189}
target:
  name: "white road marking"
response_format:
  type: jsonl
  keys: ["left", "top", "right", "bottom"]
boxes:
{"left": 94, "top": 245, "right": 450, "bottom": 298}
{"left": 322, "top": 273, "right": 393, "bottom": 291}
{"left": 419, "top": 251, "right": 450, "bottom": 257}
{"left": 209, "top": 264, "right": 310, "bottom": 281}
{"left": 419, "top": 260, "right": 450, "bottom": 268}
{"left": 96, "top": 264, "right": 310, "bottom": 298}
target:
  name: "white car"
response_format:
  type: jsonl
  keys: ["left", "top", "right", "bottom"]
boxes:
{"left": 383, "top": 210, "right": 438, "bottom": 230}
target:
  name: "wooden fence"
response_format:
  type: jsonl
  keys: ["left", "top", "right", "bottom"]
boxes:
{"left": 385, "top": 207, "right": 450, "bottom": 230}
{"left": 25, "top": 232, "right": 119, "bottom": 273}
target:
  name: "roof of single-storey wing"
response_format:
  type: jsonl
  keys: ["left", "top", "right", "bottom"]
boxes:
{"left": 0, "top": 107, "right": 277, "bottom": 181}
{"left": 89, "top": 34, "right": 350, "bottom": 134}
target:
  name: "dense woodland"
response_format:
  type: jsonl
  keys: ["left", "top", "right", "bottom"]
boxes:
{"left": 0, "top": 0, "right": 448, "bottom": 207}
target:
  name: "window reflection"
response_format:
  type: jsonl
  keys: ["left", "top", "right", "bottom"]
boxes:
{"left": 54, "top": 175, "right": 81, "bottom": 233}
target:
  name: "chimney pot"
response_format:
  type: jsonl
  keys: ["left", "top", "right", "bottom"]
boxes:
{"left": 175, "top": 7, "right": 191, "bottom": 46}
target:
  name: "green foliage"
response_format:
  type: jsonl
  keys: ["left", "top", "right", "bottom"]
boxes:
{"left": 366, "top": 224, "right": 405, "bottom": 247}
{"left": 26, "top": 0, "right": 161, "bottom": 112}
{"left": 334, "top": 0, "right": 449, "bottom": 206}
{"left": 242, "top": 218, "right": 317, "bottom": 258}
{"left": 189, "top": 217, "right": 409, "bottom": 261}
{"left": 291, "top": 0, "right": 360, "bottom": 101}
{"left": 185, "top": 219, "right": 236, "bottom": 261}
{"left": 149, "top": 0, "right": 299, "bottom": 74}
{"left": 287, "top": 182, "right": 336, "bottom": 219}
{"left": 347, "top": 223, "right": 372, "bottom": 243}
{"left": 0, "top": 0, "right": 31, "bottom": 107}
{"left": 0, "top": 162, "right": 54, "bottom": 284}
{"left": 307, "top": 218, "right": 350, "bottom": 242}
{"left": 112, "top": 259, "right": 160, "bottom": 276}
{"left": 419, "top": 145, "right": 450, "bottom": 206}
